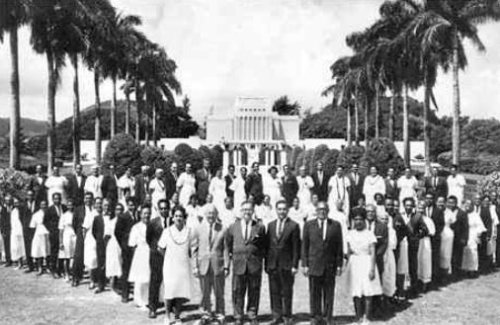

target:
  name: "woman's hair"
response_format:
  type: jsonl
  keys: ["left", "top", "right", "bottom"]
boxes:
{"left": 172, "top": 206, "right": 187, "bottom": 219}
{"left": 268, "top": 166, "right": 278, "bottom": 174}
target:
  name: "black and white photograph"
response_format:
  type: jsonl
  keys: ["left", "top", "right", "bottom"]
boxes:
{"left": 1, "top": 0, "right": 500, "bottom": 324}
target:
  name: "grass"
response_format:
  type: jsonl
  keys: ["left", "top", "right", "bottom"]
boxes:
{"left": 1, "top": 265, "right": 500, "bottom": 325}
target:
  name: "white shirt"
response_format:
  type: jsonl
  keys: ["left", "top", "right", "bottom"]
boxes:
{"left": 84, "top": 175, "right": 103, "bottom": 198}
{"left": 317, "top": 218, "right": 327, "bottom": 240}
{"left": 276, "top": 217, "right": 287, "bottom": 237}
{"left": 241, "top": 219, "right": 251, "bottom": 240}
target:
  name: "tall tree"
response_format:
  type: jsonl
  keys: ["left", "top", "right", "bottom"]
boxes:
{"left": 0, "top": 0, "right": 30, "bottom": 170}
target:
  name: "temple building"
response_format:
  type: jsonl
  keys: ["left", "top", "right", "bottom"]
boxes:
{"left": 206, "top": 97, "right": 300, "bottom": 166}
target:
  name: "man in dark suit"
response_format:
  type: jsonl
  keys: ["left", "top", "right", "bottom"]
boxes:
{"left": 44, "top": 192, "right": 66, "bottom": 278}
{"left": 348, "top": 163, "right": 365, "bottom": 209}
{"left": 146, "top": 200, "right": 168, "bottom": 318}
{"left": 407, "top": 201, "right": 430, "bottom": 295}
{"left": 478, "top": 196, "right": 494, "bottom": 273}
{"left": 90, "top": 198, "right": 106, "bottom": 294}
{"left": 424, "top": 167, "right": 448, "bottom": 199}
{"left": 225, "top": 201, "right": 266, "bottom": 325}
{"left": 115, "top": 197, "right": 138, "bottom": 302}
{"left": 225, "top": 164, "right": 236, "bottom": 199}
{"left": 29, "top": 164, "right": 47, "bottom": 206}
{"left": 196, "top": 158, "right": 212, "bottom": 205}
{"left": 302, "top": 201, "right": 344, "bottom": 325}
{"left": 366, "top": 204, "right": 388, "bottom": 276}
{"left": 244, "top": 162, "right": 264, "bottom": 205}
{"left": 446, "top": 196, "right": 468, "bottom": 277}
{"left": 164, "top": 162, "right": 178, "bottom": 201}
{"left": 385, "top": 167, "right": 399, "bottom": 200}
{"left": 281, "top": 165, "right": 299, "bottom": 207}
{"left": 265, "top": 200, "right": 301, "bottom": 325}
{"left": 311, "top": 161, "right": 329, "bottom": 202}
{"left": 66, "top": 164, "right": 87, "bottom": 207}
{"left": 135, "top": 166, "right": 151, "bottom": 205}
{"left": 22, "top": 190, "right": 38, "bottom": 272}
{"left": 72, "top": 192, "right": 94, "bottom": 286}
{"left": 193, "top": 204, "right": 229, "bottom": 324}
{"left": 0, "top": 195, "right": 13, "bottom": 266}
{"left": 101, "top": 164, "right": 119, "bottom": 205}
{"left": 424, "top": 193, "right": 444, "bottom": 284}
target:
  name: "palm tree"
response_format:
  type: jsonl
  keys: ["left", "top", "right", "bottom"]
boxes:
{"left": 0, "top": 0, "right": 30, "bottom": 170}
{"left": 408, "top": 0, "right": 500, "bottom": 164}
{"left": 121, "top": 79, "right": 134, "bottom": 135}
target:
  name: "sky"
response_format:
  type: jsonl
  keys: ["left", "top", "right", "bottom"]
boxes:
{"left": 0, "top": 0, "right": 499, "bottom": 123}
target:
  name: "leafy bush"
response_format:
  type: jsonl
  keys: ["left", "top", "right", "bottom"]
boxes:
{"left": 102, "top": 133, "right": 142, "bottom": 175}
{"left": 336, "top": 145, "right": 365, "bottom": 169}
{"left": 210, "top": 145, "right": 224, "bottom": 171}
{"left": 294, "top": 151, "right": 306, "bottom": 172}
{"left": 322, "top": 149, "right": 340, "bottom": 176}
{"left": 312, "top": 145, "right": 329, "bottom": 173}
{"left": 141, "top": 146, "right": 176, "bottom": 173}
{"left": 302, "top": 149, "right": 316, "bottom": 174}
{"left": 359, "top": 138, "right": 404, "bottom": 176}
{"left": 174, "top": 143, "right": 203, "bottom": 171}
{"left": 438, "top": 150, "right": 498, "bottom": 175}
{"left": 0, "top": 168, "right": 32, "bottom": 201}
{"left": 288, "top": 146, "right": 304, "bottom": 169}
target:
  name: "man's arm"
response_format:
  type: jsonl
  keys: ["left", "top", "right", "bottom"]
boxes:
{"left": 291, "top": 223, "right": 301, "bottom": 269}
{"left": 224, "top": 225, "right": 234, "bottom": 270}
{"left": 301, "top": 222, "right": 310, "bottom": 268}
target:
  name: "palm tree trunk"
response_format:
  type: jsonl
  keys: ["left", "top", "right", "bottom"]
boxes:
{"left": 452, "top": 32, "right": 461, "bottom": 165}
{"left": 424, "top": 77, "right": 431, "bottom": 177}
{"left": 364, "top": 97, "right": 369, "bottom": 146}
{"left": 389, "top": 89, "right": 395, "bottom": 141}
{"left": 144, "top": 95, "right": 150, "bottom": 146}
{"left": 125, "top": 92, "right": 130, "bottom": 135}
{"left": 111, "top": 76, "right": 117, "bottom": 139}
{"left": 46, "top": 50, "right": 56, "bottom": 172}
{"left": 9, "top": 26, "right": 20, "bottom": 170}
{"left": 403, "top": 84, "right": 410, "bottom": 167}
{"left": 355, "top": 94, "right": 359, "bottom": 145}
{"left": 94, "top": 69, "right": 102, "bottom": 164}
{"left": 71, "top": 53, "right": 81, "bottom": 167}
{"left": 152, "top": 101, "right": 157, "bottom": 147}
{"left": 375, "top": 84, "right": 380, "bottom": 139}
{"left": 346, "top": 105, "right": 352, "bottom": 146}
{"left": 135, "top": 79, "right": 141, "bottom": 143}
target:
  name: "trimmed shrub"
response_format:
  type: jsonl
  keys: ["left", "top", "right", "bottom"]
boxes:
{"left": 210, "top": 145, "right": 224, "bottom": 171}
{"left": 360, "top": 138, "right": 404, "bottom": 176}
{"left": 102, "top": 133, "right": 142, "bottom": 176}
{"left": 141, "top": 146, "right": 177, "bottom": 173}
{"left": 302, "top": 149, "right": 316, "bottom": 174}
{"left": 174, "top": 143, "right": 203, "bottom": 171}
{"left": 0, "top": 168, "right": 32, "bottom": 200}
{"left": 294, "top": 151, "right": 306, "bottom": 172}
{"left": 311, "top": 145, "right": 330, "bottom": 174}
{"left": 288, "top": 146, "right": 304, "bottom": 169}
{"left": 336, "top": 145, "right": 365, "bottom": 169}
{"left": 322, "top": 149, "right": 340, "bottom": 176}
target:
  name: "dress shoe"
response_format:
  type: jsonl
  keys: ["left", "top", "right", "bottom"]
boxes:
{"left": 270, "top": 318, "right": 284, "bottom": 325}
{"left": 250, "top": 319, "right": 259, "bottom": 325}
{"left": 283, "top": 317, "right": 293, "bottom": 325}
{"left": 51, "top": 272, "right": 61, "bottom": 279}
{"left": 4, "top": 262, "right": 12, "bottom": 267}
{"left": 94, "top": 287, "right": 105, "bottom": 294}
{"left": 24, "top": 268, "right": 34, "bottom": 273}
{"left": 234, "top": 319, "right": 244, "bottom": 325}
{"left": 149, "top": 309, "right": 157, "bottom": 319}
{"left": 121, "top": 297, "right": 129, "bottom": 303}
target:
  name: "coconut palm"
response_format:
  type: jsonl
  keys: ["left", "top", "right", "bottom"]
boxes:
{"left": 0, "top": 0, "right": 30, "bottom": 170}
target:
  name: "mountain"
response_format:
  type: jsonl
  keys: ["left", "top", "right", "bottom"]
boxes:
{"left": 0, "top": 117, "right": 46, "bottom": 137}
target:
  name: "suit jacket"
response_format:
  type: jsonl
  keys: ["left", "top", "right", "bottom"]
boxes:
{"left": 385, "top": 178, "right": 399, "bottom": 200}
{"left": 28, "top": 175, "right": 47, "bottom": 204}
{"left": 424, "top": 176, "right": 448, "bottom": 199}
{"left": 367, "top": 220, "right": 388, "bottom": 272}
{"left": 44, "top": 204, "right": 67, "bottom": 233}
{"left": 244, "top": 173, "right": 264, "bottom": 204}
{"left": 195, "top": 168, "right": 211, "bottom": 202}
{"left": 193, "top": 221, "right": 228, "bottom": 276}
{"left": 164, "top": 172, "right": 178, "bottom": 201}
{"left": 115, "top": 210, "right": 138, "bottom": 250}
{"left": 427, "top": 206, "right": 444, "bottom": 241}
{"left": 146, "top": 216, "right": 166, "bottom": 252}
{"left": 101, "top": 174, "right": 118, "bottom": 203}
{"left": 311, "top": 171, "right": 330, "bottom": 202}
{"left": 66, "top": 174, "right": 87, "bottom": 206}
{"left": 265, "top": 218, "right": 301, "bottom": 272}
{"left": 301, "top": 218, "right": 343, "bottom": 276}
{"left": 134, "top": 175, "right": 151, "bottom": 204}
{"left": 282, "top": 174, "right": 299, "bottom": 205}
{"left": 348, "top": 172, "right": 365, "bottom": 204}
{"left": 225, "top": 219, "right": 266, "bottom": 275}
{"left": 451, "top": 209, "right": 469, "bottom": 247}
{"left": 225, "top": 174, "right": 235, "bottom": 198}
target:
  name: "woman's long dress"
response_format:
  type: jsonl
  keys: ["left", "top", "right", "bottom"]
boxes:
{"left": 397, "top": 176, "right": 418, "bottom": 207}
{"left": 297, "top": 176, "right": 314, "bottom": 207}
{"left": 345, "top": 229, "right": 383, "bottom": 297}
{"left": 177, "top": 172, "right": 196, "bottom": 208}
{"left": 440, "top": 209, "right": 457, "bottom": 272}
{"left": 128, "top": 222, "right": 150, "bottom": 307}
{"left": 58, "top": 211, "right": 76, "bottom": 259}
{"left": 382, "top": 226, "right": 397, "bottom": 297}
{"left": 255, "top": 204, "right": 276, "bottom": 227}
{"left": 487, "top": 206, "right": 499, "bottom": 262}
{"left": 105, "top": 216, "right": 122, "bottom": 277}
{"left": 118, "top": 175, "right": 135, "bottom": 207}
{"left": 209, "top": 177, "right": 227, "bottom": 213}
{"left": 230, "top": 177, "right": 247, "bottom": 212}
{"left": 447, "top": 175, "right": 466, "bottom": 204}
{"left": 159, "top": 226, "right": 194, "bottom": 300}
{"left": 363, "top": 176, "right": 386, "bottom": 206}
{"left": 328, "top": 175, "right": 351, "bottom": 214}
{"left": 30, "top": 210, "right": 49, "bottom": 259}
{"left": 462, "top": 211, "right": 486, "bottom": 271}
{"left": 150, "top": 178, "right": 166, "bottom": 211}
{"left": 45, "top": 175, "right": 68, "bottom": 205}
{"left": 83, "top": 213, "right": 98, "bottom": 270}
{"left": 264, "top": 176, "right": 282, "bottom": 208}
{"left": 396, "top": 213, "right": 410, "bottom": 283}
{"left": 288, "top": 207, "right": 307, "bottom": 237}
{"left": 10, "top": 208, "right": 25, "bottom": 261}
{"left": 417, "top": 216, "right": 436, "bottom": 284}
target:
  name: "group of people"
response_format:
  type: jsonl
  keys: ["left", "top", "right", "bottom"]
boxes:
{"left": 0, "top": 159, "right": 499, "bottom": 325}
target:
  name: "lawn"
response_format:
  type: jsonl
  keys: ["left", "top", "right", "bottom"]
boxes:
{"left": 1, "top": 265, "right": 499, "bottom": 325}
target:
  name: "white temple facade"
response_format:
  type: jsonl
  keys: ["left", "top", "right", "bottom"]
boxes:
{"left": 206, "top": 97, "right": 300, "bottom": 167}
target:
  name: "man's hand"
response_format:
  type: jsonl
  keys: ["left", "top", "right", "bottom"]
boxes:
{"left": 291, "top": 267, "right": 298, "bottom": 276}
{"left": 193, "top": 269, "right": 200, "bottom": 278}
{"left": 302, "top": 267, "right": 309, "bottom": 276}
{"left": 224, "top": 267, "right": 230, "bottom": 277}
{"left": 336, "top": 266, "right": 342, "bottom": 276}
{"left": 369, "top": 268, "right": 375, "bottom": 281}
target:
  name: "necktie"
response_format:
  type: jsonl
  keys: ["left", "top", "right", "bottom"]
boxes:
{"left": 320, "top": 220, "right": 325, "bottom": 241}
{"left": 434, "top": 177, "right": 438, "bottom": 188}
{"left": 57, "top": 206, "right": 61, "bottom": 217}
{"left": 319, "top": 172, "right": 323, "bottom": 184}
{"left": 209, "top": 224, "right": 213, "bottom": 249}
{"left": 368, "top": 221, "right": 372, "bottom": 231}
{"left": 244, "top": 222, "right": 249, "bottom": 241}
{"left": 277, "top": 220, "right": 283, "bottom": 238}
{"left": 354, "top": 173, "right": 358, "bottom": 184}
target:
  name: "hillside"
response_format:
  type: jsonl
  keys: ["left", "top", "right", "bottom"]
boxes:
{"left": 0, "top": 117, "right": 46, "bottom": 137}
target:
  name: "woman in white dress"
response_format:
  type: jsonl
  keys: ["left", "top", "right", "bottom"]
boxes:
{"left": 440, "top": 204, "right": 458, "bottom": 276}
{"left": 255, "top": 195, "right": 276, "bottom": 227}
{"left": 177, "top": 163, "right": 196, "bottom": 208}
{"left": 345, "top": 212, "right": 382, "bottom": 323}
{"left": 149, "top": 169, "right": 166, "bottom": 213}
{"left": 417, "top": 202, "right": 436, "bottom": 291}
{"left": 209, "top": 168, "right": 227, "bottom": 213}
{"left": 106, "top": 203, "right": 123, "bottom": 291}
{"left": 264, "top": 167, "right": 282, "bottom": 209}
{"left": 10, "top": 198, "right": 25, "bottom": 268}
{"left": 118, "top": 167, "right": 135, "bottom": 208}
{"left": 159, "top": 206, "right": 196, "bottom": 324}
{"left": 379, "top": 212, "right": 397, "bottom": 300}
{"left": 30, "top": 200, "right": 49, "bottom": 274}
{"left": 128, "top": 205, "right": 151, "bottom": 309}
{"left": 296, "top": 166, "right": 314, "bottom": 207}
{"left": 484, "top": 196, "right": 499, "bottom": 266}
{"left": 58, "top": 199, "right": 77, "bottom": 281}
{"left": 185, "top": 194, "right": 202, "bottom": 230}
{"left": 45, "top": 166, "right": 68, "bottom": 205}
{"left": 83, "top": 199, "right": 99, "bottom": 289}
{"left": 363, "top": 166, "right": 386, "bottom": 206}
{"left": 288, "top": 197, "right": 307, "bottom": 236}
{"left": 397, "top": 167, "right": 418, "bottom": 207}
{"left": 230, "top": 166, "right": 248, "bottom": 213}
{"left": 447, "top": 165, "right": 466, "bottom": 204}
{"left": 461, "top": 199, "right": 486, "bottom": 275}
